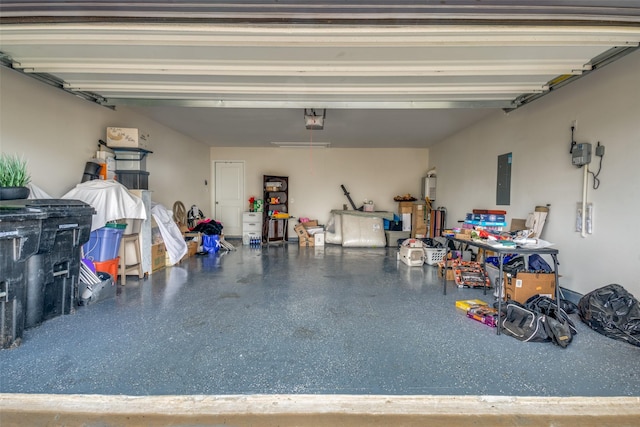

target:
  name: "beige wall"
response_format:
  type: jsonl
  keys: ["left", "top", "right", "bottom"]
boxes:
{"left": 211, "top": 147, "right": 430, "bottom": 231}
{"left": 429, "top": 50, "right": 640, "bottom": 296}
{"left": 0, "top": 67, "right": 210, "bottom": 213}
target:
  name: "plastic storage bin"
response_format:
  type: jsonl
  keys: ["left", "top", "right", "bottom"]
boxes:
{"left": 0, "top": 203, "right": 46, "bottom": 349}
{"left": 115, "top": 170, "right": 149, "bottom": 190}
{"left": 93, "top": 257, "right": 120, "bottom": 280}
{"left": 84, "top": 226, "right": 125, "bottom": 262}
{"left": 115, "top": 152, "right": 147, "bottom": 171}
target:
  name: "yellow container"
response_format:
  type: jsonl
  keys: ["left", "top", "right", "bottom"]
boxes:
{"left": 455, "top": 299, "right": 489, "bottom": 312}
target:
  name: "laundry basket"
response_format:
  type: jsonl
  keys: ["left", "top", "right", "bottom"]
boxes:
{"left": 424, "top": 247, "right": 447, "bottom": 265}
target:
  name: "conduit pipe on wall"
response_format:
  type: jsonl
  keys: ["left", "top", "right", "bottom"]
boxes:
{"left": 581, "top": 165, "right": 589, "bottom": 238}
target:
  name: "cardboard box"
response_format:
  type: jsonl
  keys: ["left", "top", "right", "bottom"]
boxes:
{"left": 510, "top": 218, "right": 528, "bottom": 232}
{"left": 294, "top": 223, "right": 309, "bottom": 239}
{"left": 504, "top": 272, "right": 555, "bottom": 303}
{"left": 467, "top": 306, "right": 498, "bottom": 327}
{"left": 299, "top": 235, "right": 314, "bottom": 247}
{"left": 151, "top": 243, "right": 166, "bottom": 272}
{"left": 402, "top": 213, "right": 412, "bottom": 231}
{"left": 455, "top": 299, "right": 489, "bottom": 312}
{"left": 187, "top": 240, "right": 198, "bottom": 257}
{"left": 184, "top": 232, "right": 202, "bottom": 247}
{"left": 106, "top": 127, "right": 149, "bottom": 148}
{"left": 412, "top": 203, "right": 428, "bottom": 224}
{"left": 302, "top": 220, "right": 318, "bottom": 228}
{"left": 475, "top": 248, "right": 494, "bottom": 264}
{"left": 438, "top": 260, "right": 455, "bottom": 281}
{"left": 398, "top": 201, "right": 414, "bottom": 214}
{"left": 412, "top": 226, "right": 427, "bottom": 238}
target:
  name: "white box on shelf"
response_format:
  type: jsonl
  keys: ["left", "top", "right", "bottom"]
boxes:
{"left": 314, "top": 232, "right": 325, "bottom": 246}
{"left": 107, "top": 127, "right": 149, "bottom": 148}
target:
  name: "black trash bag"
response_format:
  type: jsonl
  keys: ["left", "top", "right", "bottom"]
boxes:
{"left": 560, "top": 299, "right": 579, "bottom": 314}
{"left": 578, "top": 284, "right": 640, "bottom": 347}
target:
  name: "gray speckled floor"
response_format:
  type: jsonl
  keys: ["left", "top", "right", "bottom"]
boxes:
{"left": 1, "top": 243, "right": 638, "bottom": 397}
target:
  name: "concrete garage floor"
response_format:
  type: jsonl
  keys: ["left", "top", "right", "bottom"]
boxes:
{"left": 1, "top": 242, "right": 639, "bottom": 425}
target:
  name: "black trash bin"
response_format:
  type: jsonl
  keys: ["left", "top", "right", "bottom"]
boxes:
{"left": 22, "top": 199, "right": 94, "bottom": 328}
{"left": 0, "top": 202, "right": 46, "bottom": 349}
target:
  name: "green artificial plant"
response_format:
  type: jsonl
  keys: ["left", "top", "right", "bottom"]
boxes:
{"left": 0, "top": 153, "right": 31, "bottom": 187}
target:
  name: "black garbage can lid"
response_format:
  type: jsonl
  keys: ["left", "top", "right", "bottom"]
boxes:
{"left": 0, "top": 200, "right": 48, "bottom": 221}
{"left": 22, "top": 199, "right": 96, "bottom": 217}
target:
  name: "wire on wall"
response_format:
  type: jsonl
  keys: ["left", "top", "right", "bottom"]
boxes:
{"left": 589, "top": 141, "right": 604, "bottom": 190}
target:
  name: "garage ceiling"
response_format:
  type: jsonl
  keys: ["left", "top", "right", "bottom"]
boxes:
{"left": 1, "top": 1, "right": 639, "bottom": 148}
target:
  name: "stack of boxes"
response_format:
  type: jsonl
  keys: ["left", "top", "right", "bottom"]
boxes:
{"left": 384, "top": 200, "right": 429, "bottom": 246}
{"left": 294, "top": 220, "right": 325, "bottom": 247}
{"left": 463, "top": 211, "right": 507, "bottom": 232}
{"left": 382, "top": 201, "right": 414, "bottom": 247}
{"left": 411, "top": 202, "right": 428, "bottom": 238}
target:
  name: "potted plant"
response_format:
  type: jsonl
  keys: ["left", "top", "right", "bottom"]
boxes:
{"left": 0, "top": 153, "right": 31, "bottom": 200}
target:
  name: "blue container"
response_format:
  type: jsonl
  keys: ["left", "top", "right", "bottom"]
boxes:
{"left": 83, "top": 227, "right": 125, "bottom": 262}
{"left": 202, "top": 234, "right": 220, "bottom": 254}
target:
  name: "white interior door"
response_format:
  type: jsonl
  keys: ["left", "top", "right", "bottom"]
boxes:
{"left": 214, "top": 161, "right": 244, "bottom": 237}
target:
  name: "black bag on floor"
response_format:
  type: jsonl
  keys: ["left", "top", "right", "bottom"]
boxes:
{"left": 500, "top": 301, "right": 550, "bottom": 343}
{"left": 578, "top": 284, "right": 640, "bottom": 347}
{"left": 525, "top": 295, "right": 577, "bottom": 348}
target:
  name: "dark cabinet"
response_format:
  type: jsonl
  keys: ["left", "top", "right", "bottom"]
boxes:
{"left": 262, "top": 175, "right": 289, "bottom": 243}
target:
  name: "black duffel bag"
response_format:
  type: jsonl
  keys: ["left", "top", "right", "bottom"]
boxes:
{"left": 578, "top": 284, "right": 640, "bottom": 347}
{"left": 525, "top": 295, "right": 577, "bottom": 348}
{"left": 500, "top": 300, "right": 550, "bottom": 343}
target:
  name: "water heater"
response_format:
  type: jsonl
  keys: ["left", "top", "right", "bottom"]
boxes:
{"left": 422, "top": 175, "right": 436, "bottom": 201}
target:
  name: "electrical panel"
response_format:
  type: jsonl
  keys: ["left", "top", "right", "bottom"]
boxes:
{"left": 572, "top": 142, "right": 592, "bottom": 166}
